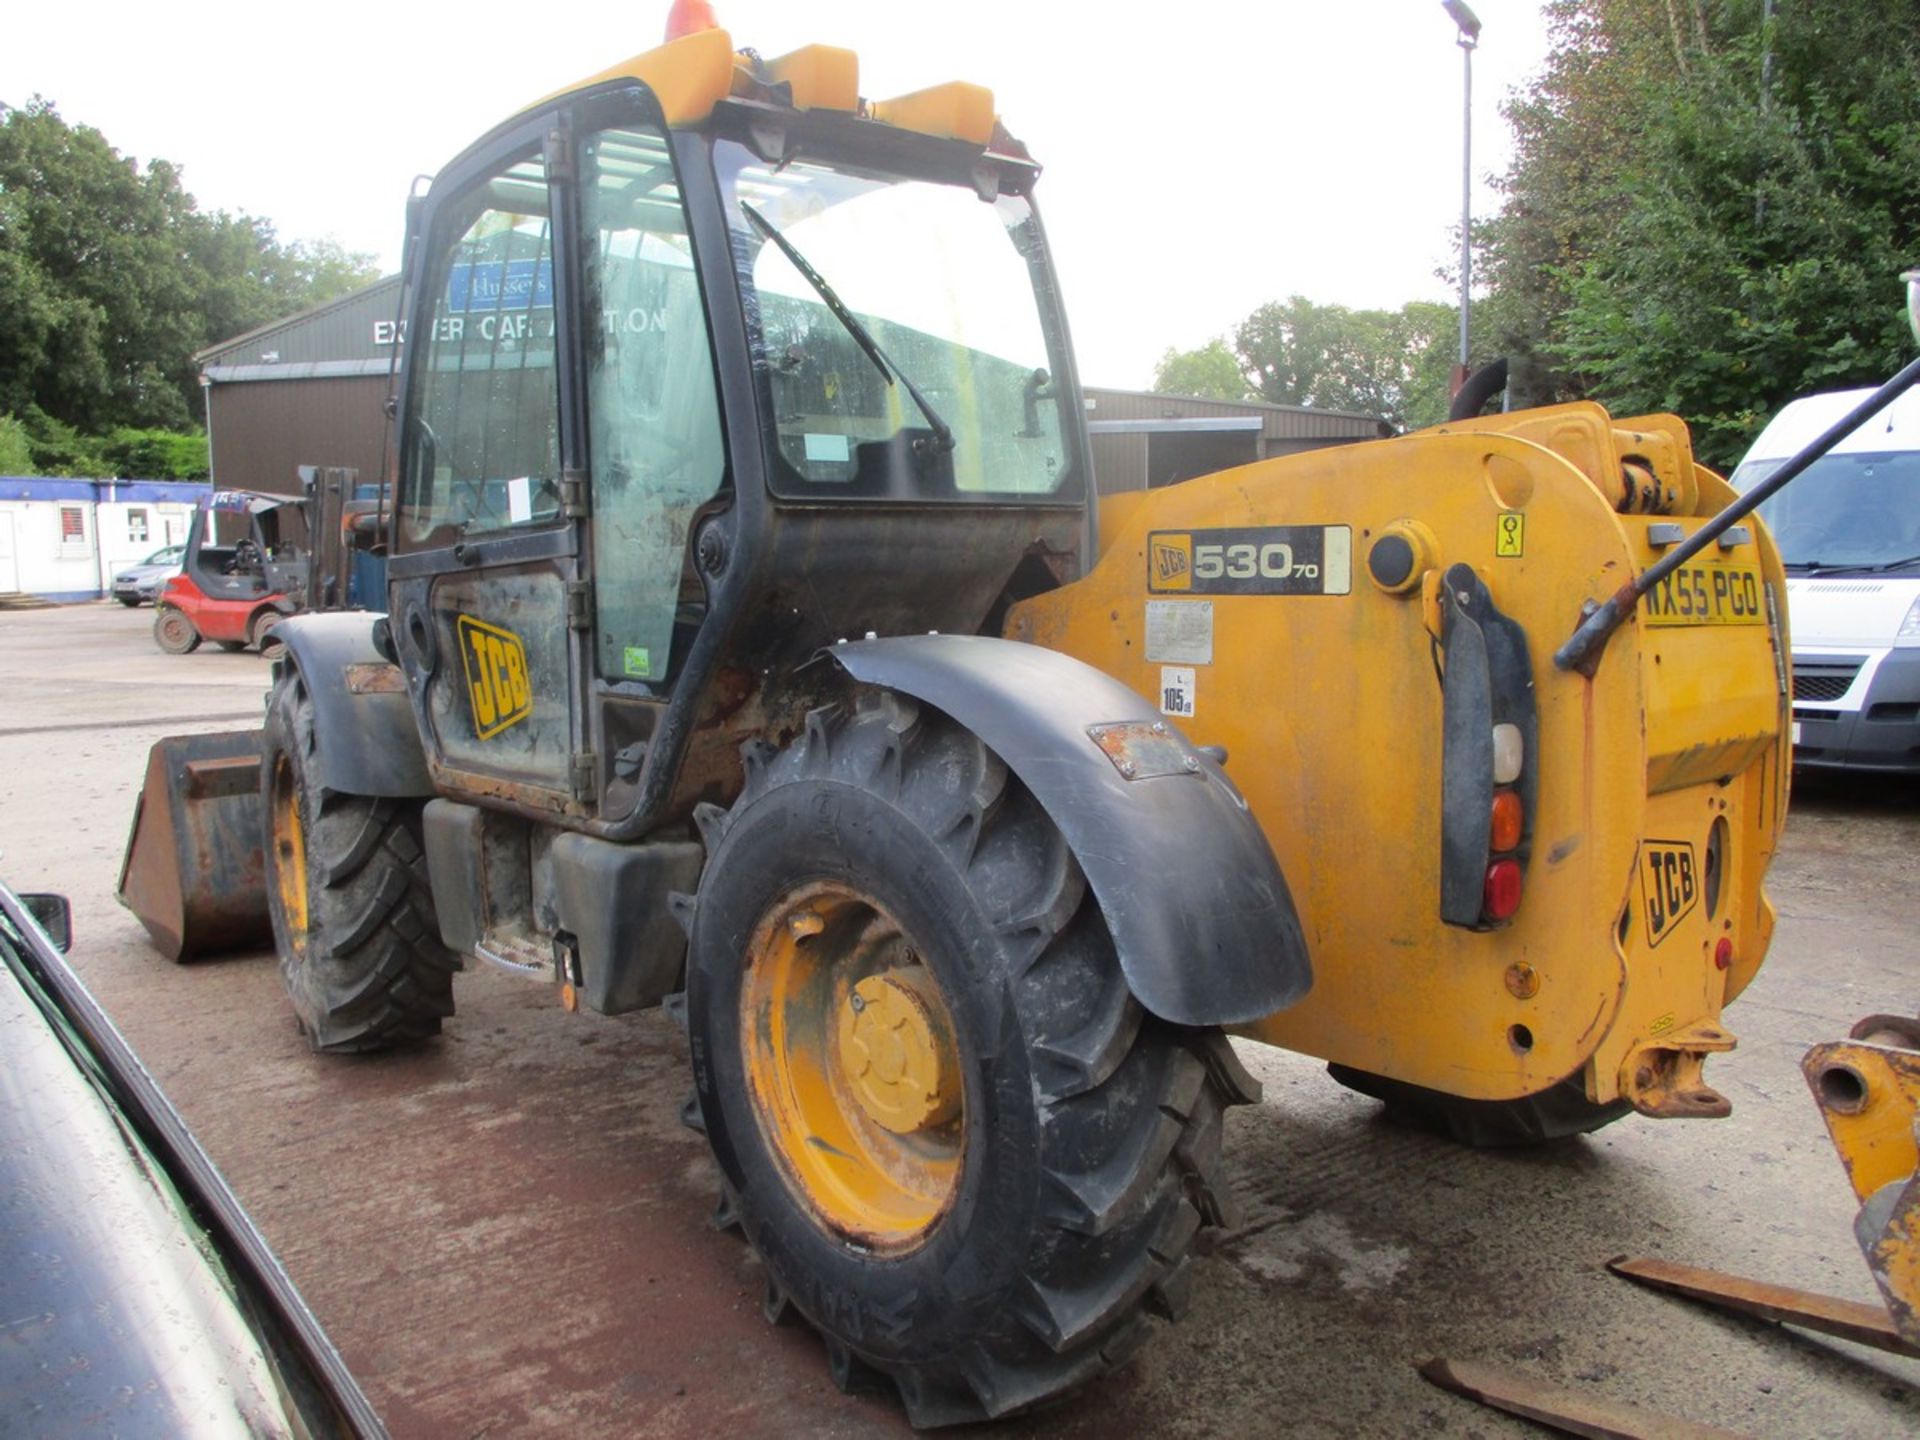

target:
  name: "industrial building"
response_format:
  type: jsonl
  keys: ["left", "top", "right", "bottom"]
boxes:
{"left": 196, "top": 279, "right": 403, "bottom": 496}
{"left": 196, "top": 278, "right": 1387, "bottom": 498}
{"left": 1083, "top": 388, "right": 1389, "bottom": 492}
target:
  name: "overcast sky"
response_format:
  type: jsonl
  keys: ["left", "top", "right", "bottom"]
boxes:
{"left": 6, "top": 1, "right": 1553, "bottom": 388}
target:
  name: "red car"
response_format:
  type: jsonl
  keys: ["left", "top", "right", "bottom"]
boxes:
{"left": 153, "top": 491, "right": 310, "bottom": 657}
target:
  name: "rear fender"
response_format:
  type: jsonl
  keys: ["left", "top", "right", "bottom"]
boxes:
{"left": 829, "top": 634, "right": 1310, "bottom": 1028}
{"left": 276, "top": 613, "right": 433, "bottom": 798}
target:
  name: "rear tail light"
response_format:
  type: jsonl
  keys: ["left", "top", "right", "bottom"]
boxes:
{"left": 1483, "top": 860, "right": 1524, "bottom": 922}
{"left": 1436, "top": 564, "right": 1537, "bottom": 930}
{"left": 1490, "top": 789, "right": 1523, "bottom": 853}
{"left": 1492, "top": 723, "right": 1523, "bottom": 784}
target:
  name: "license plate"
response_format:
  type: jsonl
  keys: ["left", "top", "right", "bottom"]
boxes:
{"left": 1640, "top": 562, "right": 1766, "bottom": 627}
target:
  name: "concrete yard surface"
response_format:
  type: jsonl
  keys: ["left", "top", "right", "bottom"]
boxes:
{"left": 2, "top": 600, "right": 1916, "bottom": 1438}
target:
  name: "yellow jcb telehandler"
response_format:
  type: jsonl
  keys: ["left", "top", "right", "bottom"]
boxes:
{"left": 121, "top": 12, "right": 1829, "bottom": 1425}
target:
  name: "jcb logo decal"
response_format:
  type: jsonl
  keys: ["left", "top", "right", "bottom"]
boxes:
{"left": 457, "top": 615, "right": 532, "bottom": 739}
{"left": 1639, "top": 839, "right": 1698, "bottom": 947}
{"left": 1150, "top": 534, "right": 1193, "bottom": 591}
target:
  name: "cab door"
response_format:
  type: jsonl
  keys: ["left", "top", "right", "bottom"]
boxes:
{"left": 389, "top": 122, "right": 589, "bottom": 807}
{"left": 572, "top": 109, "right": 731, "bottom": 808}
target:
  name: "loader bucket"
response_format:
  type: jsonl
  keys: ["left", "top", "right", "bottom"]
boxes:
{"left": 117, "top": 730, "right": 273, "bottom": 962}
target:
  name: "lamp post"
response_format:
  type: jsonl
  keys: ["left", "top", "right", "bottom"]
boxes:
{"left": 1443, "top": 1, "right": 1482, "bottom": 392}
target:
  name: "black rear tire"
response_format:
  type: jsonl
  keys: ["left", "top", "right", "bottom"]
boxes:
{"left": 685, "top": 695, "right": 1256, "bottom": 1427}
{"left": 153, "top": 606, "right": 201, "bottom": 654}
{"left": 250, "top": 608, "right": 288, "bottom": 660}
{"left": 1327, "top": 1064, "right": 1631, "bottom": 1147}
{"left": 262, "top": 662, "right": 457, "bottom": 1052}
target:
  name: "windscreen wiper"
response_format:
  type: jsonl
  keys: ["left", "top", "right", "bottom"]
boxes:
{"left": 1866, "top": 553, "right": 1920, "bottom": 572}
{"left": 740, "top": 201, "right": 955, "bottom": 454}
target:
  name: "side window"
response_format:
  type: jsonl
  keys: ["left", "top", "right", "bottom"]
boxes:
{"left": 581, "top": 124, "right": 727, "bottom": 683}
{"left": 400, "top": 151, "right": 561, "bottom": 548}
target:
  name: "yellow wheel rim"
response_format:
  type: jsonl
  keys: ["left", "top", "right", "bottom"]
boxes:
{"left": 742, "top": 881, "right": 964, "bottom": 1250}
{"left": 269, "top": 754, "right": 310, "bottom": 950}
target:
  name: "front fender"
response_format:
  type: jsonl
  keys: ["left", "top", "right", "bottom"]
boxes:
{"left": 829, "top": 634, "right": 1310, "bottom": 1028}
{"left": 276, "top": 613, "right": 433, "bottom": 798}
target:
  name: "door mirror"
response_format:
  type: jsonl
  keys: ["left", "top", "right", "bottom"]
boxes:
{"left": 20, "top": 893, "right": 73, "bottom": 952}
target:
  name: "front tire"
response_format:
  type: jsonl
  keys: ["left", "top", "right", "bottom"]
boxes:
{"left": 153, "top": 606, "right": 201, "bottom": 654}
{"left": 685, "top": 696, "right": 1255, "bottom": 1426}
{"left": 262, "top": 663, "right": 457, "bottom": 1052}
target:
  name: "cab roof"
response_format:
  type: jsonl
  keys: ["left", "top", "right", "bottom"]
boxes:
{"left": 524, "top": 28, "right": 1005, "bottom": 150}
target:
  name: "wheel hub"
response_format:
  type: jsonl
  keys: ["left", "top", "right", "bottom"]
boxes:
{"left": 740, "top": 882, "right": 965, "bottom": 1250}
{"left": 838, "top": 972, "right": 960, "bottom": 1134}
{"left": 269, "top": 754, "right": 310, "bottom": 950}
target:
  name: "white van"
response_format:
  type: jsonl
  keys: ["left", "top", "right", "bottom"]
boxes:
{"left": 1731, "top": 386, "right": 1920, "bottom": 774}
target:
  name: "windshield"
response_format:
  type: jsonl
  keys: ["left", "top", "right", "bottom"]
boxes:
{"left": 1732, "top": 450, "right": 1920, "bottom": 570}
{"left": 715, "top": 140, "right": 1073, "bottom": 502}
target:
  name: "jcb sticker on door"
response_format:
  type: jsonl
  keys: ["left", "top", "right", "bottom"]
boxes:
{"left": 1147, "top": 526, "right": 1352, "bottom": 596}
{"left": 457, "top": 614, "right": 533, "bottom": 739}
{"left": 1639, "top": 839, "right": 1699, "bottom": 947}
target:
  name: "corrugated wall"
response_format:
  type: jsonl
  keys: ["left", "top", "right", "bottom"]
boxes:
{"left": 207, "top": 377, "right": 391, "bottom": 495}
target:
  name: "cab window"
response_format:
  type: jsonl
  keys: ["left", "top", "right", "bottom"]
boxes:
{"left": 400, "top": 151, "right": 562, "bottom": 548}
{"left": 581, "top": 123, "right": 727, "bottom": 684}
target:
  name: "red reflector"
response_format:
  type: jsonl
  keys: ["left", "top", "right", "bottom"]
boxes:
{"left": 1490, "top": 789, "right": 1523, "bottom": 853}
{"left": 1714, "top": 937, "right": 1733, "bottom": 970}
{"left": 665, "top": 0, "right": 719, "bottom": 40}
{"left": 1483, "top": 859, "right": 1523, "bottom": 922}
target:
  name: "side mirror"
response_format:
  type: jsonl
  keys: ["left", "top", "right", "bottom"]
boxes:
{"left": 343, "top": 510, "right": 385, "bottom": 552}
{"left": 20, "top": 893, "right": 73, "bottom": 952}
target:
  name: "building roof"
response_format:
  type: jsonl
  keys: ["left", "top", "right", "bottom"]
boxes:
{"left": 196, "top": 277, "right": 404, "bottom": 372}
{"left": 1084, "top": 386, "right": 1390, "bottom": 439}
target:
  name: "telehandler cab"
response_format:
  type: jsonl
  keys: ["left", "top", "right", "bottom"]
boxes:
{"left": 128, "top": 12, "right": 1796, "bottom": 1425}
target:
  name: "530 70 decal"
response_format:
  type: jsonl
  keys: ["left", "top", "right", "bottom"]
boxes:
{"left": 1148, "top": 526, "right": 1352, "bottom": 596}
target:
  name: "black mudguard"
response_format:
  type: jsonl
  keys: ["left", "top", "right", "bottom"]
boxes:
{"left": 276, "top": 613, "right": 434, "bottom": 798}
{"left": 829, "top": 634, "right": 1310, "bottom": 1028}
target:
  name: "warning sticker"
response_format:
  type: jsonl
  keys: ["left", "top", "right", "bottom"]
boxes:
{"left": 1495, "top": 511, "right": 1525, "bottom": 557}
{"left": 1159, "top": 666, "right": 1196, "bottom": 718}
{"left": 1145, "top": 600, "right": 1214, "bottom": 665}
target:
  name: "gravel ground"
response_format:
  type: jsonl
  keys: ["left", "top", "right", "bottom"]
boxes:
{"left": 2, "top": 599, "right": 1916, "bottom": 1438}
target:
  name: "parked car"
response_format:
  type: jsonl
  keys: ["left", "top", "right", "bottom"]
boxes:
{"left": 110, "top": 542, "right": 186, "bottom": 605}
{"left": 1731, "top": 385, "right": 1920, "bottom": 774}
{"left": 0, "top": 879, "right": 385, "bottom": 1436}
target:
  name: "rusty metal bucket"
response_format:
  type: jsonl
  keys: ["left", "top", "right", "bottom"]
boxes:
{"left": 117, "top": 730, "right": 273, "bottom": 962}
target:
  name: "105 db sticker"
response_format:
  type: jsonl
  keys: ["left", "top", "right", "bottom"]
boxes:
{"left": 1148, "top": 525, "right": 1352, "bottom": 596}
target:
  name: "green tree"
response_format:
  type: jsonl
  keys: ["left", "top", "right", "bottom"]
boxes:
{"left": 100, "top": 427, "right": 210, "bottom": 480}
{"left": 1482, "top": 1, "right": 1920, "bottom": 467}
{"left": 0, "top": 414, "right": 33, "bottom": 475}
{"left": 1152, "top": 339, "right": 1253, "bottom": 400}
{"left": 0, "top": 98, "right": 379, "bottom": 446}
{"left": 1228, "top": 295, "right": 1462, "bottom": 431}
